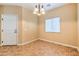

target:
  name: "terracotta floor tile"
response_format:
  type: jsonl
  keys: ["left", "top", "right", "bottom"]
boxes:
{"left": 0, "top": 40, "right": 79, "bottom": 56}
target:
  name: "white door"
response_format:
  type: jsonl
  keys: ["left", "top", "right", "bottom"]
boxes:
{"left": 1, "top": 14, "right": 18, "bottom": 45}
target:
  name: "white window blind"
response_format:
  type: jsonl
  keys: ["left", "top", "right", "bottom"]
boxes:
{"left": 45, "top": 17, "right": 60, "bottom": 32}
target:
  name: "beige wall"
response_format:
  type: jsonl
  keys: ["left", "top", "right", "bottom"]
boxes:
{"left": 0, "top": 6, "right": 2, "bottom": 44}
{"left": 22, "top": 7, "right": 38, "bottom": 43}
{"left": 0, "top": 4, "right": 78, "bottom": 48}
{"left": 77, "top": 4, "right": 79, "bottom": 49}
{"left": 39, "top": 4, "right": 77, "bottom": 47}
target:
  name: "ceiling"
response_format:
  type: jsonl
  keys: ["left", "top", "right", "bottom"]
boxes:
{"left": 0, "top": 3, "right": 67, "bottom": 11}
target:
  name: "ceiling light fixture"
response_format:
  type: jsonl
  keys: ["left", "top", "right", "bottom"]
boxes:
{"left": 33, "top": 4, "right": 45, "bottom": 16}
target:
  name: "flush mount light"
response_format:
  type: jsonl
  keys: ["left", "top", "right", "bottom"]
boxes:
{"left": 33, "top": 4, "right": 45, "bottom": 16}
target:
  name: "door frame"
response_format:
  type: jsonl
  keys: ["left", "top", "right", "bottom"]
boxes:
{"left": 1, "top": 14, "right": 18, "bottom": 46}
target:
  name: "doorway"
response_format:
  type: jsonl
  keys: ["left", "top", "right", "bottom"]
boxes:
{"left": 1, "top": 14, "right": 18, "bottom": 45}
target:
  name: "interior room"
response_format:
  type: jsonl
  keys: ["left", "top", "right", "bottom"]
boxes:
{"left": 0, "top": 3, "right": 79, "bottom": 56}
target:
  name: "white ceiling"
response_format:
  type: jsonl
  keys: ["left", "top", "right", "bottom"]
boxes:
{"left": 0, "top": 3, "right": 67, "bottom": 11}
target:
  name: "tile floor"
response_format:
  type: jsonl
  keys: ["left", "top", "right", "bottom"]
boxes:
{"left": 0, "top": 40, "right": 79, "bottom": 56}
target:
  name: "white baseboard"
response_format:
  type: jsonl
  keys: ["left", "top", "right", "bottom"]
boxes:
{"left": 18, "top": 39, "right": 38, "bottom": 45}
{"left": 17, "top": 38, "right": 79, "bottom": 52}
{"left": 40, "top": 38, "right": 78, "bottom": 50}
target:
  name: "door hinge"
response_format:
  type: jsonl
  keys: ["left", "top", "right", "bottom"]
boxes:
{"left": 2, "top": 29, "right": 3, "bottom": 32}
{"left": 2, "top": 18, "right": 3, "bottom": 21}
{"left": 2, "top": 41, "right": 3, "bottom": 43}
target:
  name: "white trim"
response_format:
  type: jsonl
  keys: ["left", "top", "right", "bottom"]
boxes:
{"left": 1, "top": 15, "right": 3, "bottom": 46}
{"left": 18, "top": 39, "right": 38, "bottom": 45}
{"left": 40, "top": 38, "right": 78, "bottom": 50}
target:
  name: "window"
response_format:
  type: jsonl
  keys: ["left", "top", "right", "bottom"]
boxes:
{"left": 45, "top": 17, "right": 60, "bottom": 32}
